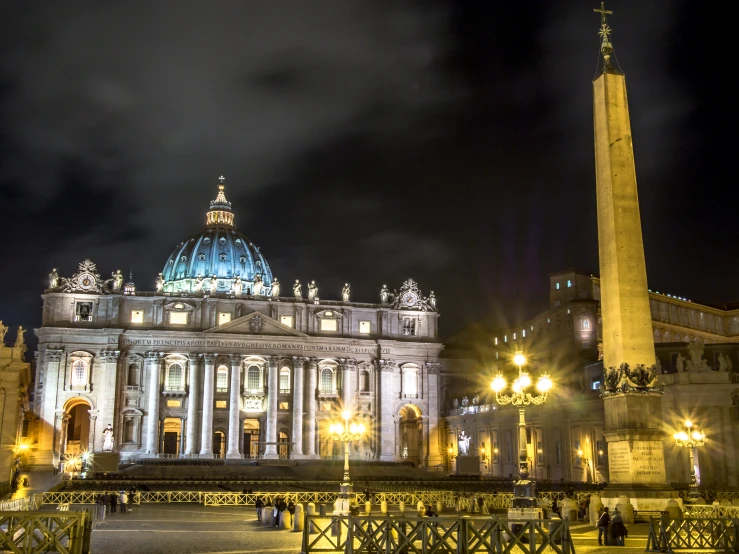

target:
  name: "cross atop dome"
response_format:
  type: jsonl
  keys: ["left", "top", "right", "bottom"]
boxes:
{"left": 207, "top": 178, "right": 235, "bottom": 227}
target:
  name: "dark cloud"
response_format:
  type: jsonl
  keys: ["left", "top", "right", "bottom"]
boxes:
{"left": 0, "top": 1, "right": 734, "bottom": 348}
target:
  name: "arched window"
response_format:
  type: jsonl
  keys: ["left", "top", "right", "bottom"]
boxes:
{"left": 128, "top": 364, "right": 139, "bottom": 387}
{"left": 403, "top": 369, "right": 418, "bottom": 397}
{"left": 124, "top": 420, "right": 135, "bottom": 442}
{"left": 360, "top": 370, "right": 370, "bottom": 393}
{"left": 216, "top": 365, "right": 229, "bottom": 391}
{"left": 279, "top": 367, "right": 291, "bottom": 393}
{"left": 71, "top": 360, "right": 87, "bottom": 388}
{"left": 247, "top": 365, "right": 260, "bottom": 390}
{"left": 167, "top": 363, "right": 184, "bottom": 390}
{"left": 320, "top": 368, "right": 333, "bottom": 394}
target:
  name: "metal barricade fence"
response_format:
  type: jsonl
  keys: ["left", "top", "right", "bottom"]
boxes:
{"left": 647, "top": 516, "right": 739, "bottom": 552}
{"left": 301, "top": 514, "right": 575, "bottom": 554}
{"left": 0, "top": 511, "right": 92, "bottom": 554}
{"left": 71, "top": 504, "right": 108, "bottom": 529}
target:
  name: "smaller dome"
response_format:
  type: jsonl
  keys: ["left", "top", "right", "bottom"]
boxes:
{"left": 123, "top": 271, "right": 136, "bottom": 295}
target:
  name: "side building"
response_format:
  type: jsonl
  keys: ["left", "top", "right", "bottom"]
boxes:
{"left": 441, "top": 269, "right": 739, "bottom": 487}
{"left": 32, "top": 183, "right": 443, "bottom": 469}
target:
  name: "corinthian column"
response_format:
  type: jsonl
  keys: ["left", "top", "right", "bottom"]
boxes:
{"left": 291, "top": 356, "right": 305, "bottom": 457}
{"left": 199, "top": 354, "right": 216, "bottom": 457}
{"left": 341, "top": 358, "right": 355, "bottom": 412}
{"left": 185, "top": 354, "right": 201, "bottom": 456}
{"left": 264, "top": 356, "right": 279, "bottom": 459}
{"left": 145, "top": 352, "right": 162, "bottom": 455}
{"left": 305, "top": 358, "right": 318, "bottom": 457}
{"left": 227, "top": 354, "right": 243, "bottom": 458}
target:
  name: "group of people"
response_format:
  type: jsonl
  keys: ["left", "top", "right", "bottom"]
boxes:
{"left": 254, "top": 496, "right": 296, "bottom": 528}
{"left": 96, "top": 490, "right": 136, "bottom": 514}
{"left": 597, "top": 507, "right": 628, "bottom": 546}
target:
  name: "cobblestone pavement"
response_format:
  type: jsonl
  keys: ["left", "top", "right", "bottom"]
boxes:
{"left": 90, "top": 504, "right": 303, "bottom": 554}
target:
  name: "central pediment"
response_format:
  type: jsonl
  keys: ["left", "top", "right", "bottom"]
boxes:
{"left": 205, "top": 311, "right": 307, "bottom": 337}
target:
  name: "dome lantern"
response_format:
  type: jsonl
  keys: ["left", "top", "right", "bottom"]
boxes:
{"left": 206, "top": 177, "right": 234, "bottom": 227}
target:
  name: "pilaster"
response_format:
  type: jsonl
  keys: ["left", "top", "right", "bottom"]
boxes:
{"left": 226, "top": 354, "right": 243, "bottom": 458}
{"left": 185, "top": 354, "right": 201, "bottom": 456}
{"left": 144, "top": 352, "right": 163, "bottom": 455}
{"left": 305, "top": 358, "right": 318, "bottom": 457}
{"left": 291, "top": 356, "right": 305, "bottom": 457}
{"left": 199, "top": 353, "right": 216, "bottom": 457}
{"left": 264, "top": 356, "right": 279, "bottom": 458}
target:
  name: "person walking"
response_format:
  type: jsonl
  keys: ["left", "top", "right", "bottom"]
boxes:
{"left": 277, "top": 497, "right": 288, "bottom": 528}
{"left": 287, "top": 501, "right": 295, "bottom": 528}
{"left": 610, "top": 510, "right": 628, "bottom": 546}
{"left": 109, "top": 491, "right": 118, "bottom": 515}
{"left": 255, "top": 497, "right": 264, "bottom": 521}
{"left": 119, "top": 490, "right": 128, "bottom": 514}
{"left": 597, "top": 507, "right": 610, "bottom": 546}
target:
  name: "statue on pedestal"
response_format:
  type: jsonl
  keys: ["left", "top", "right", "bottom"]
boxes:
{"left": 194, "top": 274, "right": 204, "bottom": 293}
{"left": 102, "top": 424, "right": 115, "bottom": 452}
{"left": 14, "top": 326, "right": 26, "bottom": 351}
{"left": 718, "top": 353, "right": 728, "bottom": 372}
{"left": 253, "top": 275, "right": 263, "bottom": 296}
{"left": 686, "top": 342, "right": 710, "bottom": 371}
{"left": 342, "top": 283, "right": 350, "bottom": 303}
{"left": 49, "top": 268, "right": 59, "bottom": 289}
{"left": 233, "top": 276, "right": 243, "bottom": 297}
{"left": 111, "top": 270, "right": 124, "bottom": 292}
{"left": 271, "top": 277, "right": 280, "bottom": 298}
{"left": 458, "top": 431, "right": 470, "bottom": 456}
{"left": 453, "top": 398, "right": 459, "bottom": 409}
{"left": 293, "top": 280, "right": 302, "bottom": 299}
{"left": 428, "top": 291, "right": 437, "bottom": 309}
{"left": 155, "top": 273, "right": 164, "bottom": 293}
{"left": 209, "top": 274, "right": 218, "bottom": 294}
{"left": 676, "top": 353, "right": 686, "bottom": 372}
{"left": 380, "top": 284, "right": 389, "bottom": 305}
{"left": 308, "top": 280, "right": 318, "bottom": 301}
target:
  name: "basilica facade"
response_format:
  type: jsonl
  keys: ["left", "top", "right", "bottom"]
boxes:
{"left": 32, "top": 184, "right": 443, "bottom": 468}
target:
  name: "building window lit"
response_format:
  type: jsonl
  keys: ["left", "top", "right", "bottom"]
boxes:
{"left": 320, "top": 318, "right": 337, "bottom": 332}
{"left": 75, "top": 302, "right": 93, "bottom": 322}
{"left": 495, "top": 352, "right": 499, "bottom": 360}
{"left": 218, "top": 312, "right": 232, "bottom": 325}
{"left": 556, "top": 282, "right": 560, "bottom": 290}
{"left": 167, "top": 399, "right": 181, "bottom": 408}
{"left": 279, "top": 401, "right": 290, "bottom": 410}
{"left": 567, "top": 280, "right": 572, "bottom": 288}
{"left": 403, "top": 369, "right": 418, "bottom": 397}
{"left": 169, "top": 311, "right": 188, "bottom": 325}
{"left": 359, "top": 321, "right": 371, "bottom": 334}
{"left": 574, "top": 440, "right": 582, "bottom": 466}
{"left": 280, "top": 316, "right": 293, "bottom": 328}
{"left": 279, "top": 367, "right": 291, "bottom": 393}
{"left": 494, "top": 337, "right": 498, "bottom": 345}
{"left": 247, "top": 365, "right": 260, "bottom": 390}
{"left": 596, "top": 440, "right": 605, "bottom": 465}
{"left": 320, "top": 368, "right": 333, "bottom": 394}
{"left": 504, "top": 335, "right": 507, "bottom": 343}
{"left": 215, "top": 400, "right": 227, "bottom": 409}
{"left": 591, "top": 379, "right": 601, "bottom": 390}
{"left": 71, "top": 360, "right": 87, "bottom": 389}
{"left": 402, "top": 317, "right": 417, "bottom": 336}
{"left": 131, "top": 310, "right": 144, "bottom": 324}
{"left": 166, "top": 363, "right": 184, "bottom": 390}
{"left": 581, "top": 318, "right": 590, "bottom": 330}
{"left": 513, "top": 332, "right": 517, "bottom": 340}
{"left": 522, "top": 329, "right": 526, "bottom": 338}
{"left": 216, "top": 366, "right": 228, "bottom": 392}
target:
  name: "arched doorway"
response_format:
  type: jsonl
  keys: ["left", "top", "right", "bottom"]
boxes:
{"left": 162, "top": 417, "right": 181, "bottom": 456}
{"left": 398, "top": 405, "right": 422, "bottom": 465}
{"left": 213, "top": 431, "right": 226, "bottom": 458}
{"left": 63, "top": 398, "right": 92, "bottom": 458}
{"left": 243, "top": 419, "right": 260, "bottom": 459}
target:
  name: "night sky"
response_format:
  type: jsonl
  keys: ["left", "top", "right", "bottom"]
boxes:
{"left": 0, "top": 1, "right": 734, "bottom": 351}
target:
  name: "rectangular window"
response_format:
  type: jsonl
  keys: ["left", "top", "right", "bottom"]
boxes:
{"left": 321, "top": 402, "right": 332, "bottom": 411}
{"left": 320, "top": 318, "right": 337, "bottom": 332}
{"left": 218, "top": 312, "right": 232, "bottom": 325}
{"left": 581, "top": 318, "right": 590, "bottom": 330}
{"left": 216, "top": 369, "right": 228, "bottom": 391}
{"left": 131, "top": 310, "right": 144, "bottom": 324}
{"left": 526, "top": 428, "right": 532, "bottom": 445}
{"left": 513, "top": 332, "right": 517, "bottom": 340}
{"left": 215, "top": 400, "right": 227, "bottom": 409}
{"left": 280, "top": 315, "right": 293, "bottom": 328}
{"left": 591, "top": 379, "right": 601, "bottom": 390}
{"left": 522, "top": 329, "right": 526, "bottom": 338}
{"left": 574, "top": 440, "right": 582, "bottom": 466}
{"left": 169, "top": 311, "right": 188, "bottom": 325}
{"left": 166, "top": 399, "right": 181, "bottom": 408}
{"left": 402, "top": 318, "right": 417, "bottom": 336}
{"left": 359, "top": 321, "right": 371, "bottom": 334}
{"left": 596, "top": 440, "right": 605, "bottom": 466}
{"left": 494, "top": 337, "right": 498, "bottom": 345}
{"left": 279, "top": 401, "right": 290, "bottom": 410}
{"left": 495, "top": 352, "right": 499, "bottom": 360}
{"left": 75, "top": 302, "right": 93, "bottom": 322}
{"left": 537, "top": 441, "right": 544, "bottom": 464}
{"left": 567, "top": 279, "right": 572, "bottom": 288}
{"left": 555, "top": 282, "right": 560, "bottom": 290}
{"left": 504, "top": 335, "right": 508, "bottom": 343}
{"left": 555, "top": 441, "right": 562, "bottom": 464}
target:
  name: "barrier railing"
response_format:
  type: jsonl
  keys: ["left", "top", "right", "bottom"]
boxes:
{"left": 302, "top": 515, "right": 575, "bottom": 554}
{"left": 646, "top": 517, "right": 738, "bottom": 552}
{"left": 686, "top": 505, "right": 739, "bottom": 519}
{"left": 43, "top": 491, "right": 142, "bottom": 506}
{"left": 0, "top": 511, "right": 92, "bottom": 554}
{"left": 0, "top": 494, "right": 43, "bottom": 513}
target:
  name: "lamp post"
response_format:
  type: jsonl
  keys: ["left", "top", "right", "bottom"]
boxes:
{"left": 490, "top": 351, "right": 552, "bottom": 508}
{"left": 329, "top": 410, "right": 365, "bottom": 514}
{"left": 673, "top": 419, "right": 705, "bottom": 500}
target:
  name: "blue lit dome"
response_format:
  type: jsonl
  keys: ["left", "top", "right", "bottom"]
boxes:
{"left": 161, "top": 183, "right": 273, "bottom": 295}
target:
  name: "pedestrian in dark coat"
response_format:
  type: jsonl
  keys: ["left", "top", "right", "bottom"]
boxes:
{"left": 109, "top": 492, "right": 118, "bottom": 514}
{"left": 255, "top": 497, "right": 264, "bottom": 520}
{"left": 597, "top": 507, "right": 610, "bottom": 546}
{"left": 610, "top": 510, "right": 628, "bottom": 546}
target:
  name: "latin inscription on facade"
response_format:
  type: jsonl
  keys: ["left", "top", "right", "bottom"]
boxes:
{"left": 608, "top": 440, "right": 666, "bottom": 484}
{"left": 108, "top": 336, "right": 389, "bottom": 355}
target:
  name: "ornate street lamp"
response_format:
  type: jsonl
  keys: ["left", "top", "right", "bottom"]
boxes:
{"left": 491, "top": 351, "right": 552, "bottom": 508}
{"left": 329, "top": 410, "right": 365, "bottom": 514}
{"left": 673, "top": 419, "right": 706, "bottom": 500}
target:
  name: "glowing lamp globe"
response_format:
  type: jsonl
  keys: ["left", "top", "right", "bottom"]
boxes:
{"left": 512, "top": 380, "right": 522, "bottom": 393}
{"left": 513, "top": 353, "right": 527, "bottom": 367}
{"left": 685, "top": 420, "right": 693, "bottom": 428}
{"left": 491, "top": 374, "right": 506, "bottom": 392}
{"left": 358, "top": 424, "right": 365, "bottom": 435}
{"left": 519, "top": 373, "right": 532, "bottom": 388}
{"left": 536, "top": 375, "right": 553, "bottom": 392}
{"left": 692, "top": 431, "right": 704, "bottom": 441}
{"left": 343, "top": 410, "right": 351, "bottom": 420}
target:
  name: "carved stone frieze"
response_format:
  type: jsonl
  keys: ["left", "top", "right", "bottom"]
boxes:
{"left": 203, "top": 353, "right": 218, "bottom": 364}
{"left": 600, "top": 363, "right": 662, "bottom": 396}
{"left": 46, "top": 348, "right": 64, "bottom": 362}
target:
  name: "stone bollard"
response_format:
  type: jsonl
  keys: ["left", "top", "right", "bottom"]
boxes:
{"left": 399, "top": 501, "right": 405, "bottom": 515}
{"left": 417, "top": 501, "right": 425, "bottom": 516}
{"left": 732, "top": 499, "right": 739, "bottom": 507}
{"left": 279, "top": 511, "right": 288, "bottom": 529}
{"left": 307, "top": 502, "right": 316, "bottom": 534}
{"left": 294, "top": 503, "right": 304, "bottom": 532}
{"left": 365, "top": 501, "right": 372, "bottom": 516}
{"left": 436, "top": 500, "right": 443, "bottom": 514}
{"left": 720, "top": 499, "right": 732, "bottom": 506}
{"left": 264, "top": 507, "right": 274, "bottom": 527}
{"left": 381, "top": 500, "right": 388, "bottom": 514}
{"left": 561, "top": 498, "right": 577, "bottom": 522}
{"left": 665, "top": 499, "right": 682, "bottom": 520}
{"left": 589, "top": 495, "right": 604, "bottom": 525}
{"left": 319, "top": 503, "right": 327, "bottom": 516}
{"left": 616, "top": 496, "right": 634, "bottom": 524}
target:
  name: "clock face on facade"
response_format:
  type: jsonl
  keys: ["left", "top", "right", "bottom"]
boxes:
{"left": 76, "top": 273, "right": 95, "bottom": 291}
{"left": 402, "top": 291, "right": 419, "bottom": 307}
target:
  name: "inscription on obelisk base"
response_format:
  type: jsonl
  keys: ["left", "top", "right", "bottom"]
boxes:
{"left": 608, "top": 441, "right": 666, "bottom": 485}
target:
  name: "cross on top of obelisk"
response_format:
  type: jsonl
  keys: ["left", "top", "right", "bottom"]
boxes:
{"left": 218, "top": 175, "right": 225, "bottom": 183}
{"left": 594, "top": 1, "right": 614, "bottom": 61}
{"left": 594, "top": 1, "right": 612, "bottom": 26}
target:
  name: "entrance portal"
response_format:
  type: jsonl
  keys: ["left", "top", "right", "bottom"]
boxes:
{"left": 398, "top": 405, "right": 422, "bottom": 466}
{"left": 65, "top": 402, "right": 91, "bottom": 457}
{"left": 278, "top": 431, "right": 290, "bottom": 459}
{"left": 213, "top": 431, "right": 225, "bottom": 458}
{"left": 243, "top": 419, "right": 260, "bottom": 459}
{"left": 162, "top": 418, "right": 181, "bottom": 456}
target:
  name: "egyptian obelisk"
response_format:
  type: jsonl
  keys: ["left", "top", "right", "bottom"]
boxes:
{"left": 592, "top": 3, "right": 668, "bottom": 490}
